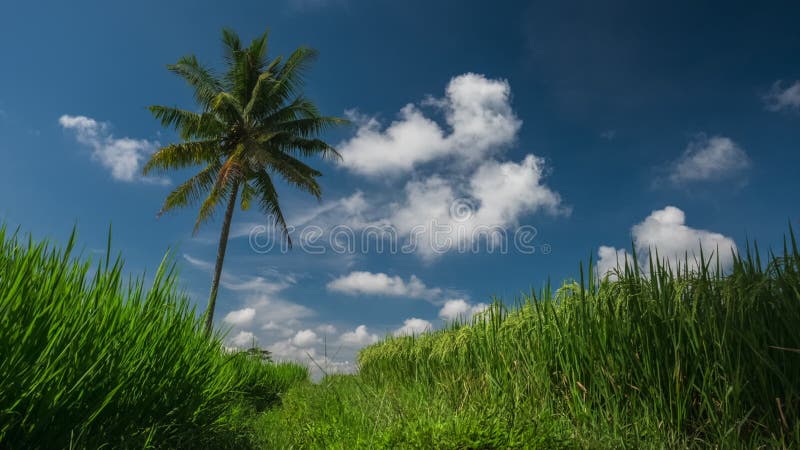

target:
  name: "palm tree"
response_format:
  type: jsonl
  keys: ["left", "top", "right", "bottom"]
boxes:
{"left": 144, "top": 28, "right": 347, "bottom": 335}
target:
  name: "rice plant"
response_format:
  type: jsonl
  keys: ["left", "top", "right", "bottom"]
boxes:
{"left": 0, "top": 226, "right": 308, "bottom": 449}
{"left": 351, "top": 230, "right": 800, "bottom": 447}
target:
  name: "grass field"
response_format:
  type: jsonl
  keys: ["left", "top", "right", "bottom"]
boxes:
{"left": 258, "top": 232, "right": 800, "bottom": 449}
{"left": 0, "top": 226, "right": 307, "bottom": 449}
{"left": 2, "top": 225, "right": 799, "bottom": 448}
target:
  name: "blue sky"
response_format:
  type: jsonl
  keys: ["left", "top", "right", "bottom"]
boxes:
{"left": 1, "top": 0, "right": 799, "bottom": 373}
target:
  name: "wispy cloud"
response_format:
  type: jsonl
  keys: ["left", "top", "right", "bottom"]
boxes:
{"left": 182, "top": 253, "right": 213, "bottom": 270}
{"left": 763, "top": 80, "right": 800, "bottom": 112}
{"left": 59, "top": 114, "right": 168, "bottom": 185}
{"left": 666, "top": 135, "right": 750, "bottom": 185}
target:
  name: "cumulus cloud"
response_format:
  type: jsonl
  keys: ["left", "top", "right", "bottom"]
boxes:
{"left": 631, "top": 206, "right": 737, "bottom": 269}
{"left": 326, "top": 271, "right": 442, "bottom": 299}
{"left": 598, "top": 206, "right": 737, "bottom": 276}
{"left": 393, "top": 318, "right": 433, "bottom": 336}
{"left": 279, "top": 73, "right": 567, "bottom": 260}
{"left": 338, "top": 73, "right": 521, "bottom": 176}
{"left": 438, "top": 299, "right": 490, "bottom": 321}
{"left": 230, "top": 331, "right": 255, "bottom": 347}
{"left": 223, "top": 307, "right": 256, "bottom": 325}
{"left": 387, "top": 155, "right": 566, "bottom": 259}
{"left": 764, "top": 80, "right": 800, "bottom": 112}
{"left": 595, "top": 246, "right": 630, "bottom": 280}
{"left": 339, "top": 325, "right": 380, "bottom": 346}
{"left": 668, "top": 136, "right": 750, "bottom": 184}
{"left": 59, "top": 115, "right": 168, "bottom": 184}
{"left": 292, "top": 329, "right": 321, "bottom": 347}
{"left": 469, "top": 155, "right": 566, "bottom": 223}
{"left": 267, "top": 338, "right": 316, "bottom": 361}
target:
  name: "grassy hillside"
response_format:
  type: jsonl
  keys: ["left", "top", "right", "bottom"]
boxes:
{"left": 0, "top": 227, "right": 307, "bottom": 449}
{"left": 258, "top": 233, "right": 800, "bottom": 448}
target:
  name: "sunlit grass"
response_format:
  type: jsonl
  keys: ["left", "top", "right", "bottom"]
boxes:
{"left": 0, "top": 226, "right": 307, "bottom": 449}
{"left": 261, "top": 229, "right": 800, "bottom": 448}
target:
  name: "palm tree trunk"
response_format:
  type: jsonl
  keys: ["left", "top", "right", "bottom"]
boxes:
{"left": 204, "top": 182, "right": 239, "bottom": 336}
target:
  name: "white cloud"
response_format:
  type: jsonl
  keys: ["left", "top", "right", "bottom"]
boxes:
{"left": 292, "top": 329, "right": 321, "bottom": 347}
{"left": 632, "top": 206, "right": 737, "bottom": 269}
{"left": 229, "top": 191, "right": 370, "bottom": 239}
{"left": 262, "top": 320, "right": 296, "bottom": 337}
{"left": 268, "top": 336, "right": 356, "bottom": 379}
{"left": 469, "top": 155, "right": 565, "bottom": 224}
{"left": 182, "top": 253, "right": 212, "bottom": 270}
{"left": 668, "top": 136, "right": 750, "bottom": 184}
{"left": 387, "top": 155, "right": 566, "bottom": 259}
{"left": 182, "top": 258, "right": 316, "bottom": 335}
{"left": 230, "top": 331, "right": 255, "bottom": 347}
{"left": 223, "top": 307, "right": 256, "bottom": 325}
{"left": 59, "top": 114, "right": 168, "bottom": 185}
{"left": 327, "top": 271, "right": 442, "bottom": 299}
{"left": 316, "top": 324, "right": 337, "bottom": 335}
{"left": 596, "top": 246, "right": 630, "bottom": 280}
{"left": 598, "top": 206, "right": 737, "bottom": 275}
{"left": 268, "top": 338, "right": 315, "bottom": 361}
{"left": 338, "top": 73, "right": 521, "bottom": 176}
{"left": 339, "top": 325, "right": 380, "bottom": 346}
{"left": 764, "top": 80, "right": 800, "bottom": 111}
{"left": 438, "top": 299, "right": 490, "bottom": 321}
{"left": 393, "top": 318, "right": 433, "bottom": 336}
{"left": 278, "top": 73, "right": 566, "bottom": 260}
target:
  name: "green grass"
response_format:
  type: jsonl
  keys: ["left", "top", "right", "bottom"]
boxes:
{"left": 258, "top": 231, "right": 800, "bottom": 449}
{"left": 4, "top": 223, "right": 799, "bottom": 448}
{"left": 0, "top": 226, "right": 308, "bottom": 449}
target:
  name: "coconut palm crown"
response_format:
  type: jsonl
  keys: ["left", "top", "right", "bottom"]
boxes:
{"left": 144, "top": 28, "right": 347, "bottom": 334}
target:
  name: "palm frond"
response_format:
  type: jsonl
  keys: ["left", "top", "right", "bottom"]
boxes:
{"left": 167, "top": 55, "right": 223, "bottom": 108}
{"left": 240, "top": 182, "right": 255, "bottom": 211}
{"left": 274, "top": 46, "right": 318, "bottom": 97}
{"left": 149, "top": 106, "right": 225, "bottom": 140}
{"left": 225, "top": 30, "right": 270, "bottom": 106}
{"left": 274, "top": 136, "right": 342, "bottom": 161}
{"left": 209, "top": 92, "right": 243, "bottom": 125}
{"left": 193, "top": 163, "right": 241, "bottom": 234}
{"left": 252, "top": 171, "right": 292, "bottom": 248}
{"left": 158, "top": 162, "right": 220, "bottom": 216}
{"left": 246, "top": 49, "right": 318, "bottom": 120}
{"left": 221, "top": 28, "right": 242, "bottom": 63}
{"left": 260, "top": 151, "right": 322, "bottom": 199}
{"left": 274, "top": 116, "right": 350, "bottom": 138}
{"left": 142, "top": 140, "right": 220, "bottom": 175}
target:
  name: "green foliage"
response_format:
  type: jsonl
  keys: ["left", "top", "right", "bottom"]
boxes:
{"left": 252, "top": 376, "right": 573, "bottom": 449}
{"left": 144, "top": 27, "right": 348, "bottom": 241}
{"left": 0, "top": 226, "right": 307, "bottom": 449}
{"left": 260, "top": 230, "right": 800, "bottom": 448}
